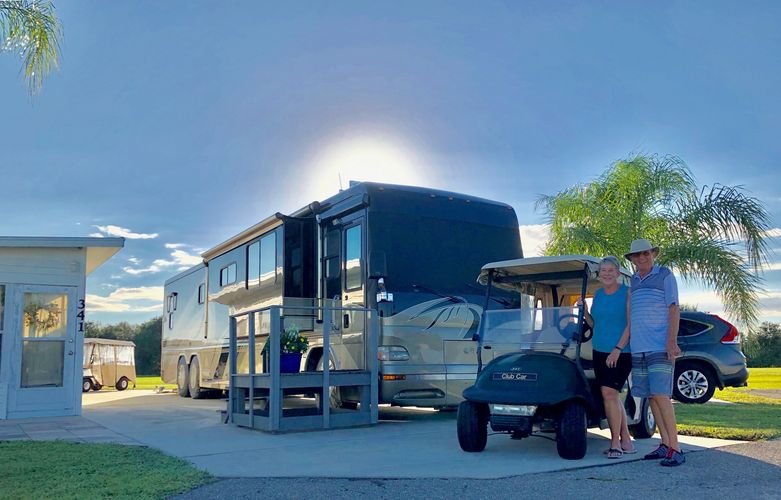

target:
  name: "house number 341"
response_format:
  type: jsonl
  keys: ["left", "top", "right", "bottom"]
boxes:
{"left": 77, "top": 298, "right": 85, "bottom": 332}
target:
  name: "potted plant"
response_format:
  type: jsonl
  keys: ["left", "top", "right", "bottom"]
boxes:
{"left": 263, "top": 325, "right": 309, "bottom": 374}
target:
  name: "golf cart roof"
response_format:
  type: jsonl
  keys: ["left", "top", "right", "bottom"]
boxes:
{"left": 477, "top": 255, "right": 630, "bottom": 288}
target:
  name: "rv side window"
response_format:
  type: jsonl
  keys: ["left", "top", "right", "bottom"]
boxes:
{"left": 344, "top": 224, "right": 362, "bottom": 290}
{"left": 197, "top": 284, "right": 206, "bottom": 304}
{"left": 220, "top": 263, "right": 237, "bottom": 287}
{"left": 260, "top": 232, "right": 276, "bottom": 284}
{"left": 0, "top": 284, "right": 5, "bottom": 332}
{"left": 168, "top": 313, "right": 174, "bottom": 330}
{"left": 172, "top": 293, "right": 177, "bottom": 311}
{"left": 247, "top": 241, "right": 259, "bottom": 287}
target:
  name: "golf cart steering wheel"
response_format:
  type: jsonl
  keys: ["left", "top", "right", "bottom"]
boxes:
{"left": 556, "top": 314, "right": 593, "bottom": 342}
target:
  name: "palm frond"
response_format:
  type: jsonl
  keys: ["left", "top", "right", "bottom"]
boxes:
{"left": 660, "top": 239, "right": 762, "bottom": 328}
{"left": 0, "top": 0, "right": 62, "bottom": 94}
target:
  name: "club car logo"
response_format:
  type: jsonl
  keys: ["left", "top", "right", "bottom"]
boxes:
{"left": 493, "top": 371, "right": 538, "bottom": 382}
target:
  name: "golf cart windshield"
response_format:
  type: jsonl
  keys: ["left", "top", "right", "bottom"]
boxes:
{"left": 481, "top": 305, "right": 582, "bottom": 355}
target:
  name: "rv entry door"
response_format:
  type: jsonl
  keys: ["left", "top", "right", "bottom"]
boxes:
{"left": 320, "top": 213, "right": 366, "bottom": 370}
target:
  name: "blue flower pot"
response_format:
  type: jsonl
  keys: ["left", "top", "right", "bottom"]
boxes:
{"left": 280, "top": 352, "right": 302, "bottom": 374}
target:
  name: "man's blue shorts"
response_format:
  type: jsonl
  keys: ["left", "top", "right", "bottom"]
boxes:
{"left": 631, "top": 351, "right": 674, "bottom": 397}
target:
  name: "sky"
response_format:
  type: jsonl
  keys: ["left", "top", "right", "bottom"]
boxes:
{"left": 2, "top": 1, "right": 780, "bottom": 327}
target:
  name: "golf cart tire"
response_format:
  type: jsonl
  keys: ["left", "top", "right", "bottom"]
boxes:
{"left": 82, "top": 378, "right": 93, "bottom": 393}
{"left": 457, "top": 401, "right": 488, "bottom": 452}
{"left": 177, "top": 357, "right": 190, "bottom": 398}
{"left": 556, "top": 401, "right": 587, "bottom": 460}
{"left": 116, "top": 377, "right": 129, "bottom": 391}
{"left": 629, "top": 397, "right": 656, "bottom": 439}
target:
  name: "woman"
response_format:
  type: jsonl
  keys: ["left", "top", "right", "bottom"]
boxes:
{"left": 582, "top": 256, "right": 635, "bottom": 458}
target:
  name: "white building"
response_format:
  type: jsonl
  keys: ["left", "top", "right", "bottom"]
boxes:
{"left": 0, "top": 237, "right": 124, "bottom": 419}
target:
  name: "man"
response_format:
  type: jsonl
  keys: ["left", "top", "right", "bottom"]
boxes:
{"left": 624, "top": 239, "right": 685, "bottom": 466}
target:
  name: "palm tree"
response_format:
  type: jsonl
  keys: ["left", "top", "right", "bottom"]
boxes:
{"left": 536, "top": 154, "right": 771, "bottom": 327}
{"left": 1, "top": 0, "right": 62, "bottom": 94}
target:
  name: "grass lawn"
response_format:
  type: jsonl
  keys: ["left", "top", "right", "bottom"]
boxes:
{"left": 134, "top": 375, "right": 176, "bottom": 390}
{"left": 0, "top": 441, "right": 211, "bottom": 499}
{"left": 676, "top": 367, "right": 781, "bottom": 441}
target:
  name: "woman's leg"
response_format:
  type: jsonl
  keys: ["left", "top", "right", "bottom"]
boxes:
{"left": 601, "top": 386, "right": 623, "bottom": 450}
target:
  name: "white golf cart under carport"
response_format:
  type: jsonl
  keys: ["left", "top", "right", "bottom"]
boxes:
{"left": 0, "top": 237, "right": 123, "bottom": 419}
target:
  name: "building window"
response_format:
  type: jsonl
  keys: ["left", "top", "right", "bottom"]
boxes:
{"left": 220, "top": 263, "right": 237, "bottom": 287}
{"left": 344, "top": 224, "right": 362, "bottom": 290}
{"left": 247, "top": 241, "right": 259, "bottom": 287}
{"left": 198, "top": 284, "right": 206, "bottom": 304}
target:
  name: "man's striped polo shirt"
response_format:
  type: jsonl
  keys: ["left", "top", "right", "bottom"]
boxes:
{"left": 629, "top": 264, "right": 679, "bottom": 353}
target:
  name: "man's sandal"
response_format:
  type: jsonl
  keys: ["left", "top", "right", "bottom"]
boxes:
{"left": 607, "top": 448, "right": 623, "bottom": 459}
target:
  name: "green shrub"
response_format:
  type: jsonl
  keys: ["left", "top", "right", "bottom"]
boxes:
{"left": 743, "top": 322, "right": 781, "bottom": 367}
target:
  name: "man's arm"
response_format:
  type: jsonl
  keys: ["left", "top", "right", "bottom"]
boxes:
{"left": 664, "top": 272, "right": 681, "bottom": 361}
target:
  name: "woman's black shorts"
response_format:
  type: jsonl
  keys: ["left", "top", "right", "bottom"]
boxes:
{"left": 593, "top": 350, "right": 632, "bottom": 391}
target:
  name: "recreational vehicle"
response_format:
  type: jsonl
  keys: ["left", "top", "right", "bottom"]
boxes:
{"left": 161, "top": 182, "right": 523, "bottom": 407}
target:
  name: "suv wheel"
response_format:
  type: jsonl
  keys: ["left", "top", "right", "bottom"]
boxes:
{"left": 673, "top": 362, "right": 716, "bottom": 404}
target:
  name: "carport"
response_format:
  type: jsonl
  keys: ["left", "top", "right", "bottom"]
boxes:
{"left": 0, "top": 236, "right": 124, "bottom": 419}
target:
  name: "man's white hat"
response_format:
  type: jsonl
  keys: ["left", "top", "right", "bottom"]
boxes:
{"left": 624, "top": 238, "right": 660, "bottom": 260}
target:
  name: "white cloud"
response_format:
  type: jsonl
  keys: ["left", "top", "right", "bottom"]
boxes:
{"left": 93, "top": 225, "right": 158, "bottom": 239}
{"left": 123, "top": 248, "right": 202, "bottom": 275}
{"left": 165, "top": 243, "right": 186, "bottom": 249}
{"left": 86, "top": 286, "right": 164, "bottom": 313}
{"left": 763, "top": 228, "right": 781, "bottom": 238}
{"left": 127, "top": 257, "right": 141, "bottom": 264}
{"left": 519, "top": 224, "right": 551, "bottom": 257}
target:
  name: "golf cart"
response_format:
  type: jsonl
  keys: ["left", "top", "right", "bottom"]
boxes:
{"left": 457, "top": 255, "right": 655, "bottom": 460}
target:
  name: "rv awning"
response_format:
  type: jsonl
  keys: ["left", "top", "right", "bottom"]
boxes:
{"left": 0, "top": 236, "right": 124, "bottom": 275}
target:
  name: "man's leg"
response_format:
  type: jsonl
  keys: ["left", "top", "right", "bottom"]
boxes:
{"left": 652, "top": 395, "right": 679, "bottom": 451}
{"left": 649, "top": 397, "right": 669, "bottom": 446}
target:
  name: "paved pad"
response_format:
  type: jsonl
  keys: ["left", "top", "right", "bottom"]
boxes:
{"left": 83, "top": 392, "right": 742, "bottom": 478}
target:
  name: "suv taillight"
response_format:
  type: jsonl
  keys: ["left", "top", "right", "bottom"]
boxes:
{"left": 715, "top": 315, "right": 741, "bottom": 344}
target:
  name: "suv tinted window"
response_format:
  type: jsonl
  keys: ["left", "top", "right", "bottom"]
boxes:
{"left": 679, "top": 318, "right": 709, "bottom": 337}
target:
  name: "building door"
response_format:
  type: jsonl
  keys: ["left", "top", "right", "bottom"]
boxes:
{"left": 7, "top": 285, "right": 78, "bottom": 417}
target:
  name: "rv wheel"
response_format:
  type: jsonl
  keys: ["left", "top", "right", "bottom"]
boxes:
{"left": 82, "top": 378, "right": 93, "bottom": 393}
{"left": 457, "top": 401, "right": 488, "bottom": 452}
{"left": 188, "top": 357, "right": 207, "bottom": 399}
{"left": 116, "top": 377, "right": 129, "bottom": 391}
{"left": 177, "top": 357, "right": 190, "bottom": 398}
{"left": 556, "top": 401, "right": 587, "bottom": 460}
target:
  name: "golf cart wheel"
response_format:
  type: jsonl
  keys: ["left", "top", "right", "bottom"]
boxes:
{"left": 82, "top": 378, "right": 93, "bottom": 393}
{"left": 177, "top": 357, "right": 190, "bottom": 398}
{"left": 556, "top": 401, "right": 587, "bottom": 460}
{"left": 629, "top": 397, "right": 656, "bottom": 439}
{"left": 116, "top": 377, "right": 129, "bottom": 391}
{"left": 457, "top": 401, "right": 488, "bottom": 452}
{"left": 673, "top": 361, "right": 716, "bottom": 404}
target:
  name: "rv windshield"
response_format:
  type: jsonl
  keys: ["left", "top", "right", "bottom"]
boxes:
{"left": 481, "top": 305, "right": 582, "bottom": 352}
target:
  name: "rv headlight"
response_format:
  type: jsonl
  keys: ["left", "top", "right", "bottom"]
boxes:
{"left": 489, "top": 404, "right": 537, "bottom": 416}
{"left": 378, "top": 346, "right": 410, "bottom": 361}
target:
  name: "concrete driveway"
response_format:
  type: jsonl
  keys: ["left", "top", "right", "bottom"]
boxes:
{"left": 82, "top": 391, "right": 741, "bottom": 478}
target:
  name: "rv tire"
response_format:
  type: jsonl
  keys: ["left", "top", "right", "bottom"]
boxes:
{"left": 177, "top": 357, "right": 190, "bottom": 398}
{"left": 189, "top": 357, "right": 207, "bottom": 399}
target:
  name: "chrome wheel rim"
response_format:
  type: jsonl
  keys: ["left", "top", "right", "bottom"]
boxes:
{"left": 677, "top": 369, "right": 708, "bottom": 399}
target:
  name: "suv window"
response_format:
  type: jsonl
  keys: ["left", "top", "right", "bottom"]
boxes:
{"left": 679, "top": 318, "right": 709, "bottom": 337}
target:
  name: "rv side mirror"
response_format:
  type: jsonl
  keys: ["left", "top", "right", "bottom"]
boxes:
{"left": 368, "top": 251, "right": 387, "bottom": 280}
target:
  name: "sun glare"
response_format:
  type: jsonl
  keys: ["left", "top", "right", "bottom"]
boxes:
{"left": 303, "top": 135, "right": 428, "bottom": 201}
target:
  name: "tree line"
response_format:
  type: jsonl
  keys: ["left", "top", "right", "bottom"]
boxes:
{"left": 85, "top": 317, "right": 162, "bottom": 376}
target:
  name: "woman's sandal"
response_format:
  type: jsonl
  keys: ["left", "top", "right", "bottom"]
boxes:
{"left": 607, "top": 448, "right": 624, "bottom": 459}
